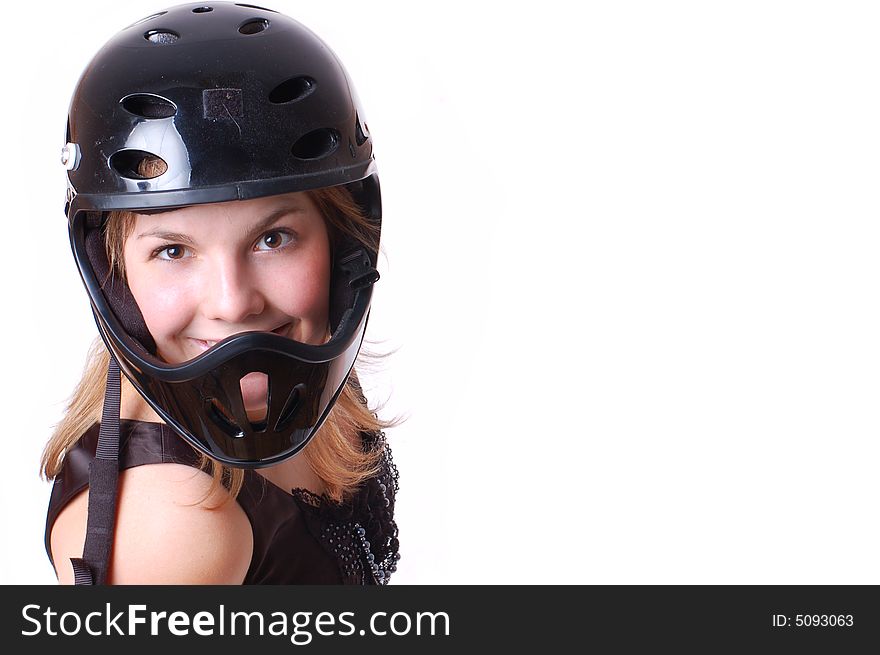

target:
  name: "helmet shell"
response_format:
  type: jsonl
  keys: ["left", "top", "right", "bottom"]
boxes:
{"left": 66, "top": 1, "right": 375, "bottom": 216}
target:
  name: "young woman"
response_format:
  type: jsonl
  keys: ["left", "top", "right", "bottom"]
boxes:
{"left": 40, "top": 1, "right": 400, "bottom": 585}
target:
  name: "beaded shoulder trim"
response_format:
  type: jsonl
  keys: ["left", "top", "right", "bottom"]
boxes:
{"left": 291, "top": 432, "right": 400, "bottom": 584}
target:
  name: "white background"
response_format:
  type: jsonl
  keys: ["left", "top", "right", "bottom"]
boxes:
{"left": 2, "top": 0, "right": 880, "bottom": 584}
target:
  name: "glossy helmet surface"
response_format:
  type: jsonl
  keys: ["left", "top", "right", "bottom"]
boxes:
{"left": 65, "top": 2, "right": 381, "bottom": 467}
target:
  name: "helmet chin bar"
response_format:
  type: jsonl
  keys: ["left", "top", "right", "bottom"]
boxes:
{"left": 109, "top": 320, "right": 365, "bottom": 468}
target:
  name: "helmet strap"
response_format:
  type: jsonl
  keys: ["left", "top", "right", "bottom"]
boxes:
{"left": 70, "top": 356, "right": 122, "bottom": 585}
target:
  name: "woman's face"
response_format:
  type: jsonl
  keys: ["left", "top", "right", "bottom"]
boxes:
{"left": 123, "top": 191, "right": 332, "bottom": 420}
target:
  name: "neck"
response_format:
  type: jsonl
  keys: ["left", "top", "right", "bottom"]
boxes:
{"left": 119, "top": 379, "right": 163, "bottom": 423}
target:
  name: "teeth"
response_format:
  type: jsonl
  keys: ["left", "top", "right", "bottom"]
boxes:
{"left": 193, "top": 339, "right": 217, "bottom": 351}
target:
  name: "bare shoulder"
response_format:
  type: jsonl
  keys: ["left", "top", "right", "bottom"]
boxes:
{"left": 50, "top": 463, "right": 253, "bottom": 585}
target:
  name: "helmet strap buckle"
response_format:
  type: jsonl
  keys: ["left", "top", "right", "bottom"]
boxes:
{"left": 340, "top": 248, "right": 380, "bottom": 290}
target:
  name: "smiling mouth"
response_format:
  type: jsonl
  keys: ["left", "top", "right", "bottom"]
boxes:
{"left": 190, "top": 323, "right": 292, "bottom": 352}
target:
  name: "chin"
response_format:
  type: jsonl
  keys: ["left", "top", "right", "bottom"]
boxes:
{"left": 241, "top": 372, "right": 270, "bottom": 421}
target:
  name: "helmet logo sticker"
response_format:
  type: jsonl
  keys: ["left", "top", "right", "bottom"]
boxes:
{"left": 203, "top": 88, "right": 244, "bottom": 121}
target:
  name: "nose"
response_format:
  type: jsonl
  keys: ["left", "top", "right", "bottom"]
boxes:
{"left": 201, "top": 254, "right": 266, "bottom": 324}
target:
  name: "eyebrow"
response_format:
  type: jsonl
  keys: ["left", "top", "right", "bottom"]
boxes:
{"left": 135, "top": 206, "right": 306, "bottom": 243}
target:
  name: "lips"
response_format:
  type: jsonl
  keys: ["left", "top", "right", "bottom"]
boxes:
{"left": 189, "top": 322, "right": 292, "bottom": 353}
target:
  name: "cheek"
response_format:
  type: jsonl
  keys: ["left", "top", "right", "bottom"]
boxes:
{"left": 269, "top": 249, "right": 331, "bottom": 321}
{"left": 125, "top": 263, "right": 195, "bottom": 345}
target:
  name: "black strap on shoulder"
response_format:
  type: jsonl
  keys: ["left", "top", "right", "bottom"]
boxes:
{"left": 70, "top": 357, "right": 122, "bottom": 585}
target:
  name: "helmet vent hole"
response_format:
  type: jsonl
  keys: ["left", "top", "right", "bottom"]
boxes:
{"left": 239, "top": 18, "right": 269, "bottom": 35}
{"left": 120, "top": 93, "right": 177, "bottom": 119}
{"left": 268, "top": 76, "right": 316, "bottom": 104}
{"left": 192, "top": 6, "right": 213, "bottom": 12}
{"left": 277, "top": 383, "right": 307, "bottom": 429}
{"left": 235, "top": 4, "right": 278, "bottom": 13}
{"left": 144, "top": 29, "right": 180, "bottom": 44}
{"left": 355, "top": 114, "right": 368, "bottom": 146}
{"left": 291, "top": 128, "right": 340, "bottom": 160}
{"left": 240, "top": 372, "right": 268, "bottom": 425}
{"left": 128, "top": 11, "right": 168, "bottom": 27}
{"left": 109, "top": 150, "right": 168, "bottom": 180}
{"left": 208, "top": 399, "right": 245, "bottom": 438}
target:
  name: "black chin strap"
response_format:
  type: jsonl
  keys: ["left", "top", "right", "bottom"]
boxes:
{"left": 70, "top": 356, "right": 122, "bottom": 585}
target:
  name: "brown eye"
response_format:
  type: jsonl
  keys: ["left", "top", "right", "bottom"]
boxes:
{"left": 155, "top": 244, "right": 190, "bottom": 261}
{"left": 256, "top": 230, "right": 294, "bottom": 251}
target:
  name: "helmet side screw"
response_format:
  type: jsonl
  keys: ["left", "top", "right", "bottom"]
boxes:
{"left": 61, "top": 142, "right": 81, "bottom": 171}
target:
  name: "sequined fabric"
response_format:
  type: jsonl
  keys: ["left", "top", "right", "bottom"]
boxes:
{"left": 292, "top": 431, "right": 401, "bottom": 585}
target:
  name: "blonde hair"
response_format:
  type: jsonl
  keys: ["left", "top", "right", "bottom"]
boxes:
{"left": 41, "top": 182, "right": 394, "bottom": 507}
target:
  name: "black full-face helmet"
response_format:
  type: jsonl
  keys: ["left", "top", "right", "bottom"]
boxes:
{"left": 65, "top": 2, "right": 381, "bottom": 468}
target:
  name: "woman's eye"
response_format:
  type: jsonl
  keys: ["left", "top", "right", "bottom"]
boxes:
{"left": 256, "top": 230, "right": 294, "bottom": 251}
{"left": 155, "top": 244, "right": 190, "bottom": 260}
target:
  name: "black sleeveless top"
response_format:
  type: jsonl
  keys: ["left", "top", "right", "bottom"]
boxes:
{"left": 44, "top": 420, "right": 400, "bottom": 584}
